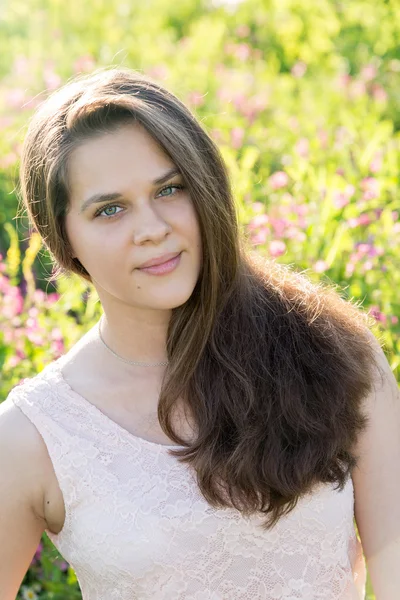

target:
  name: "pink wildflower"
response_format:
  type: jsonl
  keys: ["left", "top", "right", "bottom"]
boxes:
{"left": 269, "top": 240, "right": 286, "bottom": 257}
{"left": 269, "top": 171, "right": 289, "bottom": 190}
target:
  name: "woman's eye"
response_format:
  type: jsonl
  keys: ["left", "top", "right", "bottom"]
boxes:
{"left": 158, "top": 184, "right": 183, "bottom": 196}
{"left": 96, "top": 205, "right": 123, "bottom": 218}
{"left": 94, "top": 184, "right": 184, "bottom": 219}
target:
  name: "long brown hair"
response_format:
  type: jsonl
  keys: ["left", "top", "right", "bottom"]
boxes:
{"left": 19, "top": 66, "right": 385, "bottom": 530}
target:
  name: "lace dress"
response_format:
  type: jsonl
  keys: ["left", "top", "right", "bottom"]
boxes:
{"left": 8, "top": 355, "right": 367, "bottom": 599}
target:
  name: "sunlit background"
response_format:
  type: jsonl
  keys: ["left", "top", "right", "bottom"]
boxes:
{"left": 1, "top": 0, "right": 399, "bottom": 597}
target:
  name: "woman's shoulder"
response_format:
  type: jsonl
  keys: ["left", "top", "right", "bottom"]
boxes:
{"left": 0, "top": 393, "right": 51, "bottom": 527}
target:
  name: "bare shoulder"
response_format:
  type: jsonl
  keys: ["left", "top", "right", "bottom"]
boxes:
{"left": 0, "top": 396, "right": 64, "bottom": 533}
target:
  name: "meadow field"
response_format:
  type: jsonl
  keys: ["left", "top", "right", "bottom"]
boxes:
{"left": 0, "top": 0, "right": 399, "bottom": 597}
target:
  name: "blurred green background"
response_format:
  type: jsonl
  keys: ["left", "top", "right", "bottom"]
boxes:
{"left": 1, "top": 0, "right": 399, "bottom": 597}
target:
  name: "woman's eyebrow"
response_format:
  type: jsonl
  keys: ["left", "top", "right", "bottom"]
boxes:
{"left": 79, "top": 167, "right": 181, "bottom": 213}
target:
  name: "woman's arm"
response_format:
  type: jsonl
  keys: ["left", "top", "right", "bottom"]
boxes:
{"left": 351, "top": 332, "right": 400, "bottom": 598}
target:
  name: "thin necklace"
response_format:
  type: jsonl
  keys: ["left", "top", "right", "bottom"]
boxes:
{"left": 97, "top": 314, "right": 169, "bottom": 367}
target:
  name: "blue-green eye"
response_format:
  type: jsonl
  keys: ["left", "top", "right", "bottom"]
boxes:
{"left": 94, "top": 184, "right": 185, "bottom": 219}
{"left": 103, "top": 205, "right": 122, "bottom": 217}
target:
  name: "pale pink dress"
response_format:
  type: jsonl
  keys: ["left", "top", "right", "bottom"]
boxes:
{"left": 8, "top": 354, "right": 367, "bottom": 599}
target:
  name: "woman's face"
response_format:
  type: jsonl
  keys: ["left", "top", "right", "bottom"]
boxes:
{"left": 64, "top": 122, "right": 203, "bottom": 314}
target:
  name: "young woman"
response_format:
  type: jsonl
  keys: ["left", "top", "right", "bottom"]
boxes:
{"left": 0, "top": 66, "right": 399, "bottom": 600}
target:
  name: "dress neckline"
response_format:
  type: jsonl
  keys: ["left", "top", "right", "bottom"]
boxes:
{"left": 45, "top": 355, "right": 186, "bottom": 451}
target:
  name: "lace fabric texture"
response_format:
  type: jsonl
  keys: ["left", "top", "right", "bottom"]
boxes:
{"left": 8, "top": 356, "right": 366, "bottom": 600}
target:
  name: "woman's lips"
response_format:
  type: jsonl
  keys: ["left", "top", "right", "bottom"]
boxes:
{"left": 137, "top": 252, "right": 182, "bottom": 275}
{"left": 138, "top": 251, "right": 181, "bottom": 269}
